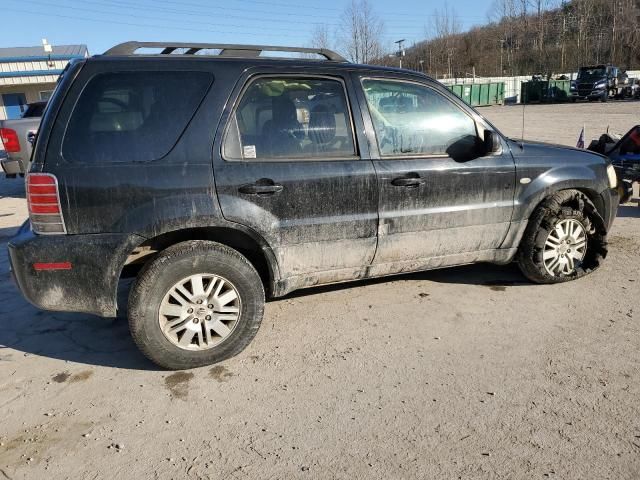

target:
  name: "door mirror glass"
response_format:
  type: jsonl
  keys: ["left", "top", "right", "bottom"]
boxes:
{"left": 483, "top": 130, "right": 501, "bottom": 155}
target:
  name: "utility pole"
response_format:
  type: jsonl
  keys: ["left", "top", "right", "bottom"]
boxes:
{"left": 394, "top": 39, "right": 405, "bottom": 69}
{"left": 42, "top": 38, "right": 53, "bottom": 67}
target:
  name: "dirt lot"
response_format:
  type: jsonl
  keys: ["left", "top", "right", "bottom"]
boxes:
{"left": 1, "top": 102, "right": 639, "bottom": 480}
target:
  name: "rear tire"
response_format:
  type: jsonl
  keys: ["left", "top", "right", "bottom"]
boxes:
{"left": 128, "top": 240, "right": 265, "bottom": 370}
{"left": 517, "top": 190, "right": 607, "bottom": 284}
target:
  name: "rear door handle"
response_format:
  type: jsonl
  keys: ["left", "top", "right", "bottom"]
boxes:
{"left": 238, "top": 179, "right": 283, "bottom": 195}
{"left": 391, "top": 175, "right": 425, "bottom": 187}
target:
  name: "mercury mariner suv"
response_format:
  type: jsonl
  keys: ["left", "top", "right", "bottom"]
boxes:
{"left": 9, "top": 42, "right": 619, "bottom": 369}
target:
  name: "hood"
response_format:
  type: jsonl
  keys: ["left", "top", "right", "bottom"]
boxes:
{"left": 507, "top": 138, "right": 607, "bottom": 161}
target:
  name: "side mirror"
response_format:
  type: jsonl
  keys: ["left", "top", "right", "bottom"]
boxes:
{"left": 483, "top": 130, "right": 501, "bottom": 155}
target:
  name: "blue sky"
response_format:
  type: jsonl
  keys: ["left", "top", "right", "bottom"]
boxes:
{"left": 3, "top": 0, "right": 493, "bottom": 54}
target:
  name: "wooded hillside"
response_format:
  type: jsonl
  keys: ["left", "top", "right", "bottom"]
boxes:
{"left": 382, "top": 0, "right": 640, "bottom": 77}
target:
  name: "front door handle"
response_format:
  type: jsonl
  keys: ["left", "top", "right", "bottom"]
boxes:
{"left": 238, "top": 179, "right": 283, "bottom": 195}
{"left": 391, "top": 175, "right": 425, "bottom": 187}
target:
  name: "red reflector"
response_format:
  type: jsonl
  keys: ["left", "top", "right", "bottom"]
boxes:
{"left": 0, "top": 128, "right": 20, "bottom": 153}
{"left": 33, "top": 262, "right": 72, "bottom": 271}
{"left": 30, "top": 204, "right": 61, "bottom": 214}
{"left": 29, "top": 194, "right": 59, "bottom": 204}
{"left": 27, "top": 174, "right": 56, "bottom": 185}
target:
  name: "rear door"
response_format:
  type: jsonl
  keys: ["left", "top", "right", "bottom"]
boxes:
{"left": 354, "top": 74, "right": 515, "bottom": 272}
{"left": 213, "top": 68, "right": 378, "bottom": 283}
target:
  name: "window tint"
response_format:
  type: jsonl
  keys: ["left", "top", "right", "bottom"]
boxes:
{"left": 362, "top": 79, "right": 477, "bottom": 157}
{"left": 63, "top": 71, "right": 212, "bottom": 163}
{"left": 224, "top": 77, "right": 356, "bottom": 161}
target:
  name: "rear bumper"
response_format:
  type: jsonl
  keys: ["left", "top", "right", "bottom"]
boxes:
{"left": 8, "top": 222, "right": 143, "bottom": 317}
{"left": 1, "top": 157, "right": 23, "bottom": 176}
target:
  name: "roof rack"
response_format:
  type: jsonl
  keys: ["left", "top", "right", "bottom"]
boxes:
{"left": 104, "top": 41, "right": 348, "bottom": 62}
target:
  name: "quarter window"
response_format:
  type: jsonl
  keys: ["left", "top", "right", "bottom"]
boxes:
{"left": 63, "top": 71, "right": 212, "bottom": 163}
{"left": 224, "top": 77, "right": 356, "bottom": 161}
{"left": 362, "top": 79, "right": 477, "bottom": 157}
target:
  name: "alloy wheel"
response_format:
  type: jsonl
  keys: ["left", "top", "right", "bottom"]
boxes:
{"left": 543, "top": 219, "right": 587, "bottom": 276}
{"left": 158, "top": 274, "right": 241, "bottom": 351}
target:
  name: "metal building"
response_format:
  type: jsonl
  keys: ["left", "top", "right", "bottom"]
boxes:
{"left": 0, "top": 44, "right": 89, "bottom": 120}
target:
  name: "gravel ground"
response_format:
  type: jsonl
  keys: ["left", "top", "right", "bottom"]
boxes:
{"left": 0, "top": 102, "right": 639, "bottom": 480}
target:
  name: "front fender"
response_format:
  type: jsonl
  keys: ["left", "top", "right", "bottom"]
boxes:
{"left": 515, "top": 164, "right": 608, "bottom": 223}
{"left": 501, "top": 155, "right": 611, "bottom": 250}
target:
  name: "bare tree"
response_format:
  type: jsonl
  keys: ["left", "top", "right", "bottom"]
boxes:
{"left": 309, "top": 24, "right": 333, "bottom": 51}
{"left": 431, "top": 2, "right": 461, "bottom": 39}
{"left": 395, "top": 0, "right": 640, "bottom": 78}
{"left": 429, "top": 2, "right": 461, "bottom": 77}
{"left": 338, "top": 0, "right": 385, "bottom": 64}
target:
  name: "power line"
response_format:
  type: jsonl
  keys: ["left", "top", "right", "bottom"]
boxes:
{"left": 2, "top": 6, "right": 305, "bottom": 39}
{"left": 3, "top": 3, "right": 417, "bottom": 47}
{"left": 62, "top": 0, "right": 430, "bottom": 31}
{"left": 171, "top": 0, "right": 486, "bottom": 20}
{"left": 24, "top": 0, "right": 362, "bottom": 34}
{"left": 61, "top": 0, "right": 484, "bottom": 27}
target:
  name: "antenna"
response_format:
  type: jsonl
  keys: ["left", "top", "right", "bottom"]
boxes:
{"left": 520, "top": 87, "right": 526, "bottom": 150}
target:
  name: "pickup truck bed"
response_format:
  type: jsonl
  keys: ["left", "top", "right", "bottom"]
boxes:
{"left": 0, "top": 102, "right": 45, "bottom": 177}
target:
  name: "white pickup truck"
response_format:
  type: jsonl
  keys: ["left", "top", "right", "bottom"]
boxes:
{"left": 0, "top": 101, "right": 46, "bottom": 178}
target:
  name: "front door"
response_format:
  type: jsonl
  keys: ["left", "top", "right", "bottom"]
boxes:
{"left": 213, "top": 72, "right": 378, "bottom": 285}
{"left": 355, "top": 75, "right": 516, "bottom": 273}
{"left": 2, "top": 93, "right": 27, "bottom": 119}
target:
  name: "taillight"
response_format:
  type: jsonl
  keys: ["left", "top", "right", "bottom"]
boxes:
{"left": 0, "top": 128, "right": 20, "bottom": 153}
{"left": 26, "top": 173, "right": 66, "bottom": 234}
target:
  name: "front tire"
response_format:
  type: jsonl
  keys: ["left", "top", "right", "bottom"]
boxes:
{"left": 517, "top": 190, "right": 607, "bottom": 284}
{"left": 128, "top": 240, "right": 265, "bottom": 370}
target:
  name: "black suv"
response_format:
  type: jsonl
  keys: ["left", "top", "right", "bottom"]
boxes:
{"left": 9, "top": 42, "right": 619, "bottom": 369}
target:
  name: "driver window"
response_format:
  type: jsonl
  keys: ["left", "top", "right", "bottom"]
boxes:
{"left": 362, "top": 79, "right": 478, "bottom": 157}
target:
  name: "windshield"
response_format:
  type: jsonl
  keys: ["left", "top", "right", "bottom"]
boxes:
{"left": 22, "top": 102, "right": 47, "bottom": 118}
{"left": 578, "top": 67, "right": 606, "bottom": 79}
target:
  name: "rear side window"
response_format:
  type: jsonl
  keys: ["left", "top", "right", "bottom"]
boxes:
{"left": 223, "top": 76, "right": 357, "bottom": 161}
{"left": 63, "top": 71, "right": 212, "bottom": 163}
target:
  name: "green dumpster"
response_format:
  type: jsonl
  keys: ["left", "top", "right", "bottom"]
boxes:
{"left": 521, "top": 80, "right": 571, "bottom": 103}
{"left": 447, "top": 82, "right": 505, "bottom": 107}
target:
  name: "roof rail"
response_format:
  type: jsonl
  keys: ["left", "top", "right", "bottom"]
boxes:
{"left": 103, "top": 41, "right": 348, "bottom": 62}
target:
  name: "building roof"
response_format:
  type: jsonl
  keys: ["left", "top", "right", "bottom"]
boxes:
{"left": 0, "top": 44, "right": 88, "bottom": 61}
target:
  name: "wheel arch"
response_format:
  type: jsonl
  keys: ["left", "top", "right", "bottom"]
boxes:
{"left": 120, "top": 225, "right": 280, "bottom": 296}
{"left": 515, "top": 187, "right": 608, "bottom": 283}
{"left": 504, "top": 185, "right": 606, "bottom": 251}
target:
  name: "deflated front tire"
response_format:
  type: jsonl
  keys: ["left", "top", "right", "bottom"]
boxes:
{"left": 517, "top": 189, "right": 608, "bottom": 284}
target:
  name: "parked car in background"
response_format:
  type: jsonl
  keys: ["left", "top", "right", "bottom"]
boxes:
{"left": 570, "top": 65, "right": 627, "bottom": 102}
{"left": 624, "top": 78, "right": 640, "bottom": 99}
{"left": 0, "top": 101, "right": 47, "bottom": 178}
{"left": 8, "top": 42, "right": 619, "bottom": 370}
{"left": 588, "top": 125, "right": 640, "bottom": 203}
